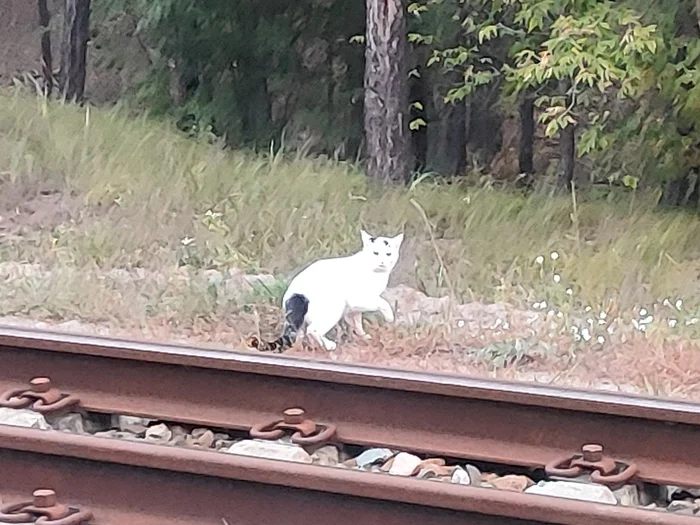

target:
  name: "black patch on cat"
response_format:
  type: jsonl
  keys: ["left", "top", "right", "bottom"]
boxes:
{"left": 285, "top": 293, "right": 309, "bottom": 330}
{"left": 383, "top": 239, "right": 389, "bottom": 246}
{"left": 369, "top": 237, "right": 377, "bottom": 243}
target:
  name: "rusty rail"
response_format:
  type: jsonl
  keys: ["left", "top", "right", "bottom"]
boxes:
{"left": 0, "top": 325, "right": 699, "bottom": 487}
{"left": 0, "top": 424, "right": 697, "bottom": 525}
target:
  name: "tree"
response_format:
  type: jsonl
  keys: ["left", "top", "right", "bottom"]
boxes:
{"left": 59, "top": 0, "right": 92, "bottom": 102}
{"left": 37, "top": 0, "right": 54, "bottom": 96}
{"left": 364, "top": 0, "right": 413, "bottom": 183}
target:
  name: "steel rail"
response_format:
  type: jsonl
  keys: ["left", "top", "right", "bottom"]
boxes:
{"left": 0, "top": 425, "right": 696, "bottom": 525}
{"left": 0, "top": 326, "right": 699, "bottom": 486}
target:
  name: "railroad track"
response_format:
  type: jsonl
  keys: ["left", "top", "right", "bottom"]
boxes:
{"left": 0, "top": 325, "right": 699, "bottom": 524}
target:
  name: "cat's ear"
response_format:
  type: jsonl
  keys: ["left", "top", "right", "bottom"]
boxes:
{"left": 360, "top": 229, "right": 373, "bottom": 246}
{"left": 392, "top": 232, "right": 405, "bottom": 247}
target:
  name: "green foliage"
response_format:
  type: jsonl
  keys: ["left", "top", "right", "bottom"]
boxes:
{"left": 94, "top": 0, "right": 700, "bottom": 192}
{"left": 98, "top": 0, "right": 365, "bottom": 154}
{"left": 408, "top": 0, "right": 700, "bottom": 189}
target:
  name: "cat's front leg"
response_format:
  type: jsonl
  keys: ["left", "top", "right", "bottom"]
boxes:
{"left": 375, "top": 297, "right": 395, "bottom": 323}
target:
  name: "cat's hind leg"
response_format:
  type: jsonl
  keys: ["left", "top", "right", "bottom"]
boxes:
{"left": 305, "top": 299, "right": 344, "bottom": 351}
{"left": 344, "top": 311, "right": 371, "bottom": 340}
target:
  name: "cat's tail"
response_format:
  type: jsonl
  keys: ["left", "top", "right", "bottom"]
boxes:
{"left": 247, "top": 293, "right": 310, "bottom": 353}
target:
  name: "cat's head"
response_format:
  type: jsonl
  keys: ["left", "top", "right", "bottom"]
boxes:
{"left": 360, "top": 229, "right": 404, "bottom": 273}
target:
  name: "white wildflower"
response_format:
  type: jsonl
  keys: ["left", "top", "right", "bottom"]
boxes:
{"left": 585, "top": 306, "right": 592, "bottom": 312}
{"left": 631, "top": 319, "right": 639, "bottom": 330}
{"left": 503, "top": 322, "right": 510, "bottom": 329}
{"left": 181, "top": 237, "right": 195, "bottom": 246}
{"left": 607, "top": 325, "right": 615, "bottom": 335}
{"left": 457, "top": 320, "right": 465, "bottom": 328}
{"left": 535, "top": 255, "right": 544, "bottom": 265}
{"left": 598, "top": 319, "right": 606, "bottom": 325}
{"left": 533, "top": 302, "right": 541, "bottom": 309}
{"left": 573, "top": 333, "right": 582, "bottom": 342}
{"left": 587, "top": 318, "right": 594, "bottom": 326}
{"left": 686, "top": 318, "right": 699, "bottom": 325}
{"left": 571, "top": 325, "right": 579, "bottom": 333}
{"left": 556, "top": 311, "right": 563, "bottom": 318}
{"left": 581, "top": 327, "right": 592, "bottom": 342}
{"left": 566, "top": 288, "right": 573, "bottom": 296}
{"left": 668, "top": 319, "right": 678, "bottom": 328}
{"left": 540, "top": 301, "right": 547, "bottom": 309}
{"left": 640, "top": 315, "right": 654, "bottom": 325}
{"left": 551, "top": 251, "right": 559, "bottom": 260}
{"left": 675, "top": 299, "right": 683, "bottom": 310}
{"left": 597, "top": 335, "right": 605, "bottom": 344}
{"left": 639, "top": 308, "right": 648, "bottom": 316}
{"left": 663, "top": 298, "right": 672, "bottom": 307}
{"left": 599, "top": 311, "right": 607, "bottom": 320}
{"left": 553, "top": 274, "right": 561, "bottom": 283}
{"left": 547, "top": 310, "right": 555, "bottom": 317}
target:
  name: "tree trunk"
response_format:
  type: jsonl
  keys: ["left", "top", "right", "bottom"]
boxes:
{"left": 59, "top": 0, "right": 91, "bottom": 102}
{"left": 364, "top": 0, "right": 412, "bottom": 183}
{"left": 518, "top": 96, "right": 534, "bottom": 175}
{"left": 558, "top": 80, "right": 575, "bottom": 189}
{"left": 37, "top": 0, "right": 54, "bottom": 96}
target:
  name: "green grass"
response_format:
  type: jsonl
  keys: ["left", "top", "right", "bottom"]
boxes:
{"left": 1, "top": 89, "right": 700, "bottom": 318}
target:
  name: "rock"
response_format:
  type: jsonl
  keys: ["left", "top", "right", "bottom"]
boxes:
{"left": 49, "top": 412, "right": 85, "bottom": 434}
{"left": 311, "top": 445, "right": 340, "bottom": 466}
{"left": 188, "top": 428, "right": 214, "bottom": 448}
{"left": 214, "top": 438, "right": 236, "bottom": 450}
{"left": 226, "top": 439, "right": 313, "bottom": 464}
{"left": 667, "top": 500, "right": 699, "bottom": 515}
{"left": 451, "top": 467, "right": 472, "bottom": 485}
{"left": 525, "top": 481, "right": 617, "bottom": 505}
{"left": 667, "top": 485, "right": 700, "bottom": 500}
{"left": 489, "top": 475, "right": 534, "bottom": 493}
{"left": 350, "top": 448, "right": 394, "bottom": 469}
{"left": 112, "top": 415, "right": 154, "bottom": 435}
{"left": 388, "top": 452, "right": 423, "bottom": 476}
{"left": 242, "top": 274, "right": 276, "bottom": 287}
{"left": 0, "top": 408, "right": 50, "bottom": 430}
{"left": 171, "top": 425, "right": 189, "bottom": 440}
{"left": 412, "top": 458, "right": 454, "bottom": 478}
{"left": 203, "top": 269, "right": 224, "bottom": 285}
{"left": 465, "top": 464, "right": 482, "bottom": 486}
{"left": 94, "top": 429, "right": 141, "bottom": 441}
{"left": 613, "top": 484, "right": 641, "bottom": 507}
{"left": 170, "top": 435, "right": 188, "bottom": 447}
{"left": 145, "top": 423, "right": 173, "bottom": 443}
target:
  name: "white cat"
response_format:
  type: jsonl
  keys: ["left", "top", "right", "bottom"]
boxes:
{"left": 248, "top": 229, "right": 404, "bottom": 352}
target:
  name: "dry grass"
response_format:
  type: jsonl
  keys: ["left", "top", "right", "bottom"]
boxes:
{"left": 1, "top": 90, "right": 700, "bottom": 398}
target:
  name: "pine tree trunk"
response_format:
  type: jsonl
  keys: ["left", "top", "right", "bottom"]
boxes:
{"left": 59, "top": 0, "right": 91, "bottom": 102}
{"left": 364, "top": 0, "right": 412, "bottom": 183}
{"left": 37, "top": 0, "right": 54, "bottom": 96}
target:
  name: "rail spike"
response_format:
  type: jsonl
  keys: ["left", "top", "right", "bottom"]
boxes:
{"left": 0, "top": 489, "right": 93, "bottom": 524}
{"left": 0, "top": 377, "right": 80, "bottom": 414}
{"left": 250, "top": 407, "right": 337, "bottom": 446}
{"left": 545, "top": 444, "right": 639, "bottom": 487}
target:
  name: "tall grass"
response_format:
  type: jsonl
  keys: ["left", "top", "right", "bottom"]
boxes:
{"left": 1, "top": 90, "right": 699, "bottom": 311}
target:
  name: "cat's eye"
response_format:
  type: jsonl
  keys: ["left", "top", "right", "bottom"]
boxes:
{"left": 373, "top": 251, "right": 379, "bottom": 256}
{"left": 386, "top": 253, "right": 392, "bottom": 257}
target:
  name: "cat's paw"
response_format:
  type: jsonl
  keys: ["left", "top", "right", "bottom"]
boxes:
{"left": 324, "top": 340, "right": 338, "bottom": 351}
{"left": 361, "top": 333, "right": 373, "bottom": 340}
